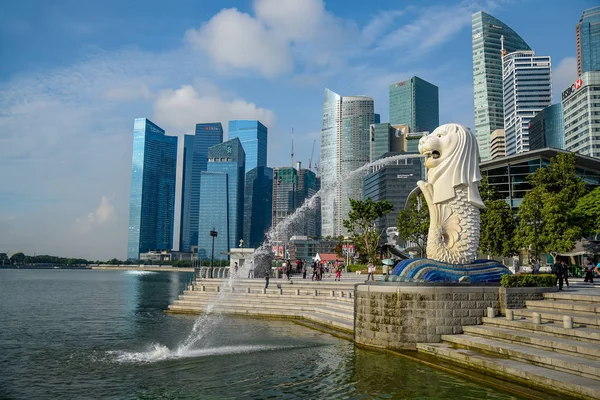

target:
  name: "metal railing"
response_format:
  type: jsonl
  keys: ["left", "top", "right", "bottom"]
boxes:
{"left": 196, "top": 266, "right": 230, "bottom": 279}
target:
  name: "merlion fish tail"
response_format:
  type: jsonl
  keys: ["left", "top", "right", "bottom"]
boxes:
{"left": 417, "top": 182, "right": 480, "bottom": 264}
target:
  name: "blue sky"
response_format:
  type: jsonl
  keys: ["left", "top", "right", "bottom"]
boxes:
{"left": 0, "top": 0, "right": 594, "bottom": 260}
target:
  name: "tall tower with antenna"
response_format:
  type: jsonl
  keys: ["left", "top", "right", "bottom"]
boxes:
{"left": 291, "top": 128, "right": 294, "bottom": 168}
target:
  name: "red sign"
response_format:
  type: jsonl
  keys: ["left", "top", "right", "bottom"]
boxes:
{"left": 575, "top": 79, "right": 583, "bottom": 89}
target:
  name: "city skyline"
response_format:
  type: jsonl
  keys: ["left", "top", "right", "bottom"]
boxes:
{"left": 0, "top": 0, "right": 594, "bottom": 260}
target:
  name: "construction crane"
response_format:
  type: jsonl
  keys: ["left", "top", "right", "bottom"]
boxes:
{"left": 308, "top": 139, "right": 316, "bottom": 169}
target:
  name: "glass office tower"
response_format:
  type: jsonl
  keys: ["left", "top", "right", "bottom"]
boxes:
{"left": 563, "top": 71, "right": 600, "bottom": 158}
{"left": 127, "top": 118, "right": 177, "bottom": 260}
{"left": 181, "top": 123, "right": 223, "bottom": 252}
{"left": 389, "top": 76, "right": 439, "bottom": 134}
{"left": 320, "top": 88, "right": 374, "bottom": 237}
{"left": 472, "top": 11, "right": 531, "bottom": 160}
{"left": 577, "top": 6, "right": 600, "bottom": 76}
{"left": 228, "top": 120, "right": 268, "bottom": 171}
{"left": 179, "top": 134, "right": 195, "bottom": 251}
{"left": 243, "top": 166, "right": 273, "bottom": 248}
{"left": 528, "top": 103, "right": 564, "bottom": 151}
{"left": 502, "top": 51, "right": 552, "bottom": 155}
{"left": 197, "top": 138, "right": 245, "bottom": 261}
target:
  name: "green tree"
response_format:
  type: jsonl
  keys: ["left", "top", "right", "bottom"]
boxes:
{"left": 573, "top": 187, "right": 600, "bottom": 238}
{"left": 10, "top": 252, "right": 25, "bottom": 265}
{"left": 514, "top": 153, "right": 586, "bottom": 263}
{"left": 396, "top": 193, "right": 429, "bottom": 257}
{"left": 0, "top": 253, "right": 9, "bottom": 265}
{"left": 478, "top": 176, "right": 517, "bottom": 257}
{"left": 343, "top": 198, "right": 394, "bottom": 263}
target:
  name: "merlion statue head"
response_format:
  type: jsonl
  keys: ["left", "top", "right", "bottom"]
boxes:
{"left": 418, "top": 123, "right": 484, "bottom": 208}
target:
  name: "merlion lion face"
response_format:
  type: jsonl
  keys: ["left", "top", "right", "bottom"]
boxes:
{"left": 418, "top": 125, "right": 459, "bottom": 169}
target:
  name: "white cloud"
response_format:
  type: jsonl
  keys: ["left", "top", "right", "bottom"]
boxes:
{"left": 552, "top": 57, "right": 577, "bottom": 103}
{"left": 153, "top": 85, "right": 276, "bottom": 135}
{"left": 185, "top": 8, "right": 293, "bottom": 77}
{"left": 77, "top": 196, "right": 116, "bottom": 228}
{"left": 254, "top": 0, "right": 325, "bottom": 41}
{"left": 105, "top": 83, "right": 153, "bottom": 101}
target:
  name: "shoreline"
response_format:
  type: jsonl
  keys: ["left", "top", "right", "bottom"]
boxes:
{"left": 0, "top": 265, "right": 194, "bottom": 272}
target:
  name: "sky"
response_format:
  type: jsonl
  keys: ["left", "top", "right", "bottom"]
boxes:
{"left": 0, "top": 0, "right": 594, "bottom": 260}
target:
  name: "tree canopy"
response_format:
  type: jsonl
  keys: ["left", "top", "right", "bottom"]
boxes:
{"left": 478, "top": 176, "right": 517, "bottom": 257}
{"left": 573, "top": 187, "right": 600, "bottom": 238}
{"left": 514, "top": 153, "right": 586, "bottom": 262}
{"left": 343, "top": 198, "right": 394, "bottom": 263}
{"left": 396, "top": 193, "right": 429, "bottom": 257}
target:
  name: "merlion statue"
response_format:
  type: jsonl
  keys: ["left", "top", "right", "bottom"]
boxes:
{"left": 417, "top": 123, "right": 485, "bottom": 264}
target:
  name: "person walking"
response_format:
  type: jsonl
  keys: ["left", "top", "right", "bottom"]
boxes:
{"left": 534, "top": 259, "right": 540, "bottom": 274}
{"left": 367, "top": 262, "right": 375, "bottom": 281}
{"left": 312, "top": 261, "right": 318, "bottom": 281}
{"left": 335, "top": 264, "right": 342, "bottom": 281}
{"left": 553, "top": 259, "right": 564, "bottom": 290}
{"left": 302, "top": 261, "right": 307, "bottom": 279}
{"left": 248, "top": 260, "right": 254, "bottom": 278}
{"left": 264, "top": 269, "right": 270, "bottom": 289}
{"left": 584, "top": 260, "right": 594, "bottom": 283}
{"left": 561, "top": 260, "right": 570, "bottom": 287}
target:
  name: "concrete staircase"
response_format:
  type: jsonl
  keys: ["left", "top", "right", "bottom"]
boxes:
{"left": 167, "top": 278, "right": 356, "bottom": 334}
{"left": 417, "top": 289, "right": 600, "bottom": 399}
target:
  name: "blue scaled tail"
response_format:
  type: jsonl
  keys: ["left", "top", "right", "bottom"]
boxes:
{"left": 390, "top": 258, "right": 512, "bottom": 283}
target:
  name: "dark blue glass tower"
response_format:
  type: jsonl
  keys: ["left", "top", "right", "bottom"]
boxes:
{"left": 243, "top": 166, "right": 273, "bottom": 248}
{"left": 389, "top": 76, "right": 439, "bottom": 134}
{"left": 228, "top": 120, "right": 267, "bottom": 171}
{"left": 197, "top": 138, "right": 245, "bottom": 261}
{"left": 179, "top": 134, "right": 195, "bottom": 251}
{"left": 577, "top": 6, "right": 600, "bottom": 76}
{"left": 182, "top": 123, "right": 223, "bottom": 252}
{"left": 127, "top": 118, "right": 178, "bottom": 260}
{"left": 528, "top": 104, "right": 565, "bottom": 151}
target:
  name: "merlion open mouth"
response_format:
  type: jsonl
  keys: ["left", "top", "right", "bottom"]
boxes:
{"left": 423, "top": 150, "right": 441, "bottom": 159}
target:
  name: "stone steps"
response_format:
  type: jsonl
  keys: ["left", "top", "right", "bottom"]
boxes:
{"left": 185, "top": 287, "right": 355, "bottom": 300}
{"left": 481, "top": 317, "right": 600, "bottom": 344}
{"left": 417, "top": 342, "right": 600, "bottom": 400}
{"left": 167, "top": 304, "right": 354, "bottom": 332}
{"left": 526, "top": 300, "right": 600, "bottom": 314}
{"left": 544, "top": 292, "right": 600, "bottom": 303}
{"left": 462, "top": 324, "right": 600, "bottom": 360}
{"left": 180, "top": 290, "right": 355, "bottom": 302}
{"left": 513, "top": 308, "right": 600, "bottom": 327}
{"left": 441, "top": 334, "right": 600, "bottom": 379}
{"left": 177, "top": 294, "right": 355, "bottom": 311}
{"left": 170, "top": 299, "right": 354, "bottom": 321}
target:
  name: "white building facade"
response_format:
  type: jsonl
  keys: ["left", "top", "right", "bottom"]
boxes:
{"left": 320, "top": 88, "right": 374, "bottom": 237}
{"left": 563, "top": 71, "right": 600, "bottom": 158}
{"left": 502, "top": 51, "right": 552, "bottom": 155}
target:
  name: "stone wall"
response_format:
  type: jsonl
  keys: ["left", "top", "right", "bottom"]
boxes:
{"left": 354, "top": 284, "right": 500, "bottom": 350}
{"left": 498, "top": 287, "right": 557, "bottom": 313}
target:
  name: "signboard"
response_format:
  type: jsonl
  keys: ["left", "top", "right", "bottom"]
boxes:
{"left": 397, "top": 174, "right": 414, "bottom": 179}
{"left": 204, "top": 126, "right": 220, "bottom": 131}
{"left": 562, "top": 79, "right": 583, "bottom": 101}
{"left": 342, "top": 244, "right": 355, "bottom": 255}
{"left": 271, "top": 246, "right": 284, "bottom": 258}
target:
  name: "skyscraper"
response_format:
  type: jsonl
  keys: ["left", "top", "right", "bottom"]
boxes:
{"left": 197, "top": 138, "right": 245, "bottom": 261}
{"left": 181, "top": 123, "right": 223, "bottom": 252}
{"left": 472, "top": 11, "right": 531, "bottom": 159}
{"left": 370, "top": 123, "right": 409, "bottom": 162}
{"left": 389, "top": 76, "right": 439, "bottom": 134}
{"left": 502, "top": 50, "right": 552, "bottom": 155}
{"left": 528, "top": 104, "right": 565, "bottom": 151}
{"left": 179, "top": 134, "right": 194, "bottom": 252}
{"left": 577, "top": 6, "right": 600, "bottom": 76}
{"left": 244, "top": 166, "right": 273, "bottom": 248}
{"left": 127, "top": 118, "right": 177, "bottom": 260}
{"left": 228, "top": 120, "right": 268, "bottom": 171}
{"left": 320, "top": 88, "right": 374, "bottom": 237}
{"left": 563, "top": 71, "right": 600, "bottom": 158}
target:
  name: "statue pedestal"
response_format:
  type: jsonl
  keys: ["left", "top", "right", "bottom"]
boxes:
{"left": 390, "top": 258, "right": 512, "bottom": 283}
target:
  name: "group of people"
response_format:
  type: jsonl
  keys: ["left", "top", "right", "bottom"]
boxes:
{"left": 583, "top": 259, "right": 600, "bottom": 284}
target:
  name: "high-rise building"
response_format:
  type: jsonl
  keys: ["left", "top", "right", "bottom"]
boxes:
{"left": 197, "top": 138, "right": 245, "bottom": 261}
{"left": 490, "top": 129, "right": 506, "bottom": 159}
{"left": 182, "top": 123, "right": 223, "bottom": 252}
{"left": 389, "top": 76, "right": 439, "bottom": 134}
{"left": 127, "top": 118, "right": 177, "bottom": 260}
{"left": 228, "top": 120, "right": 268, "bottom": 171}
{"left": 363, "top": 153, "right": 422, "bottom": 235}
{"left": 472, "top": 11, "right": 531, "bottom": 160}
{"left": 271, "top": 163, "right": 320, "bottom": 241}
{"left": 563, "top": 72, "right": 600, "bottom": 158}
{"left": 528, "top": 104, "right": 565, "bottom": 151}
{"left": 179, "top": 134, "right": 195, "bottom": 252}
{"left": 369, "top": 123, "right": 405, "bottom": 162}
{"left": 577, "top": 6, "right": 600, "bottom": 76}
{"left": 502, "top": 50, "right": 552, "bottom": 155}
{"left": 243, "top": 166, "right": 273, "bottom": 248}
{"left": 320, "top": 88, "right": 374, "bottom": 237}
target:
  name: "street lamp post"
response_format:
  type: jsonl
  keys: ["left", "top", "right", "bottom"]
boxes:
{"left": 210, "top": 228, "right": 218, "bottom": 277}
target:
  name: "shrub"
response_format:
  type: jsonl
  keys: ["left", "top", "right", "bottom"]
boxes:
{"left": 501, "top": 273, "right": 557, "bottom": 288}
{"left": 347, "top": 264, "right": 368, "bottom": 273}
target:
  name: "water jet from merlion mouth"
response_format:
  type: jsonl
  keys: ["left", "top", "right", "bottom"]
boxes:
{"left": 174, "top": 153, "right": 425, "bottom": 352}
